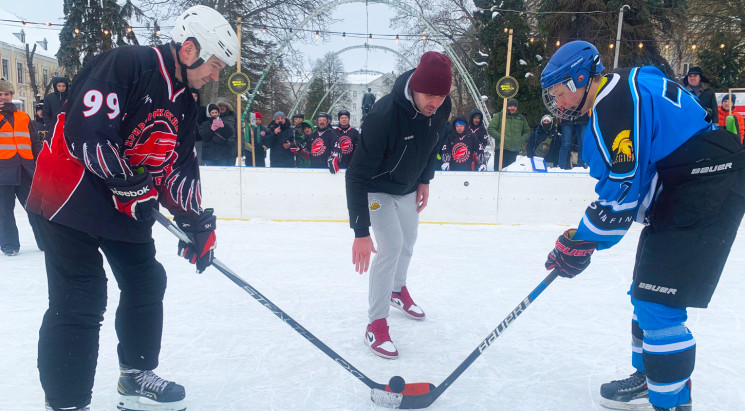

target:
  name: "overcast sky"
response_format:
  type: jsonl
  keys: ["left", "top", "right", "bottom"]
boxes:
{"left": 3, "top": 1, "right": 417, "bottom": 79}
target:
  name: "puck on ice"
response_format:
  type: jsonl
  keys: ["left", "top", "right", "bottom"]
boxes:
{"left": 464, "top": 181, "right": 469, "bottom": 186}
{"left": 389, "top": 375, "right": 406, "bottom": 393}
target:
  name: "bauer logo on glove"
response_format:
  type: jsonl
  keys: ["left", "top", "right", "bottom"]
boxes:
{"left": 545, "top": 229, "right": 598, "bottom": 278}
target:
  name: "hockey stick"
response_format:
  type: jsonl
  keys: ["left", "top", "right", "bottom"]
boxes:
{"left": 370, "top": 269, "right": 559, "bottom": 409}
{"left": 153, "top": 211, "right": 434, "bottom": 400}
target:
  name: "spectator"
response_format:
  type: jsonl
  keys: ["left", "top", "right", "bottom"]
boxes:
{"left": 441, "top": 116, "right": 485, "bottom": 171}
{"left": 435, "top": 119, "right": 452, "bottom": 170}
{"left": 33, "top": 103, "right": 46, "bottom": 140}
{"left": 526, "top": 114, "right": 562, "bottom": 167}
{"left": 0, "top": 78, "right": 44, "bottom": 255}
{"left": 306, "top": 112, "right": 338, "bottom": 170}
{"left": 333, "top": 109, "right": 360, "bottom": 169}
{"left": 683, "top": 66, "right": 718, "bottom": 124}
{"left": 294, "top": 120, "right": 313, "bottom": 168}
{"left": 719, "top": 95, "right": 744, "bottom": 144}
{"left": 42, "top": 76, "right": 69, "bottom": 133}
{"left": 292, "top": 113, "right": 305, "bottom": 130}
{"left": 468, "top": 108, "right": 488, "bottom": 148}
{"left": 199, "top": 102, "right": 236, "bottom": 166}
{"left": 246, "top": 112, "right": 268, "bottom": 167}
{"left": 487, "top": 98, "right": 530, "bottom": 168}
{"left": 191, "top": 88, "right": 206, "bottom": 165}
{"left": 558, "top": 113, "right": 589, "bottom": 169}
{"left": 263, "top": 111, "right": 295, "bottom": 167}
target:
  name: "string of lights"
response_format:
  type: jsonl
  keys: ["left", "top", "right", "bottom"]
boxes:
{"left": 0, "top": 15, "right": 726, "bottom": 50}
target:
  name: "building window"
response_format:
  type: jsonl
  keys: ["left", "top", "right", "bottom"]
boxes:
{"left": 353, "top": 103, "right": 357, "bottom": 110}
{"left": 353, "top": 91, "right": 358, "bottom": 98}
{"left": 1, "top": 59, "right": 9, "bottom": 80}
{"left": 17, "top": 62, "right": 24, "bottom": 84}
{"left": 43, "top": 68, "right": 49, "bottom": 87}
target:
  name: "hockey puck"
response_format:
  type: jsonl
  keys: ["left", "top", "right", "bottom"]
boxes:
{"left": 464, "top": 181, "right": 469, "bottom": 186}
{"left": 389, "top": 375, "right": 406, "bottom": 393}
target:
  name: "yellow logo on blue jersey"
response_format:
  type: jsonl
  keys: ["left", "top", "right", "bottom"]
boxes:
{"left": 611, "top": 130, "right": 634, "bottom": 165}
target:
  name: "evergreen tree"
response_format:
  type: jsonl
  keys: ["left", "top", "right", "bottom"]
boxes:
{"left": 304, "top": 77, "right": 326, "bottom": 118}
{"left": 473, "top": 0, "right": 546, "bottom": 125}
{"left": 57, "top": 0, "right": 142, "bottom": 77}
{"left": 697, "top": 32, "right": 745, "bottom": 89}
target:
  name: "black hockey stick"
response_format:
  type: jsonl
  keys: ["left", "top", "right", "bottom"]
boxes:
{"left": 370, "top": 269, "right": 559, "bottom": 409}
{"left": 153, "top": 211, "right": 434, "bottom": 400}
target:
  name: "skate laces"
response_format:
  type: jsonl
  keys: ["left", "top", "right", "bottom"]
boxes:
{"left": 613, "top": 372, "right": 646, "bottom": 389}
{"left": 133, "top": 370, "right": 170, "bottom": 393}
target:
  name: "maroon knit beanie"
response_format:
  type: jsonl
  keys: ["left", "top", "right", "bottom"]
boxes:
{"left": 410, "top": 51, "right": 452, "bottom": 96}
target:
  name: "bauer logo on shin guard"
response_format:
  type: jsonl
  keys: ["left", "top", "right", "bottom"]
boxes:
{"left": 638, "top": 282, "right": 677, "bottom": 295}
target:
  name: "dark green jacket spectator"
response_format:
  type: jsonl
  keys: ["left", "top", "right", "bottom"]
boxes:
{"left": 487, "top": 110, "right": 531, "bottom": 153}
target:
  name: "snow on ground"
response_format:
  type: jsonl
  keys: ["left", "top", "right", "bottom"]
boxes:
{"left": 2, "top": 207, "right": 744, "bottom": 410}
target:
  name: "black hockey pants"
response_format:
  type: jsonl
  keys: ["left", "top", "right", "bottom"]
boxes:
{"left": 37, "top": 218, "right": 167, "bottom": 409}
{"left": 632, "top": 129, "right": 745, "bottom": 307}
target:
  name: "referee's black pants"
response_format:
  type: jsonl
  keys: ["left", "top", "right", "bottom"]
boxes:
{"left": 36, "top": 218, "right": 167, "bottom": 409}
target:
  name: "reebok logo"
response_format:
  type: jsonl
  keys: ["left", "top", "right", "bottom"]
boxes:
{"left": 691, "top": 162, "right": 732, "bottom": 175}
{"left": 638, "top": 282, "right": 677, "bottom": 295}
{"left": 111, "top": 187, "right": 150, "bottom": 197}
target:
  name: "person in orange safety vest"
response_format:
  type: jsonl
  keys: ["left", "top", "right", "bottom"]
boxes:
{"left": 0, "top": 78, "right": 43, "bottom": 255}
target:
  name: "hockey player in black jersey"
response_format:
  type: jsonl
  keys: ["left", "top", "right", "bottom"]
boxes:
{"left": 26, "top": 5, "right": 239, "bottom": 411}
{"left": 307, "top": 112, "right": 338, "bottom": 169}
{"left": 329, "top": 109, "right": 360, "bottom": 172}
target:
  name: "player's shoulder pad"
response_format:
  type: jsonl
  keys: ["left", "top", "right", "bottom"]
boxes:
{"left": 590, "top": 68, "right": 638, "bottom": 180}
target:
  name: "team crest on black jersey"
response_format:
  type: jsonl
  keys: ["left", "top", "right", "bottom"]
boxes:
{"left": 338, "top": 136, "right": 353, "bottom": 154}
{"left": 611, "top": 130, "right": 634, "bottom": 166}
{"left": 311, "top": 138, "right": 326, "bottom": 156}
{"left": 452, "top": 142, "right": 469, "bottom": 163}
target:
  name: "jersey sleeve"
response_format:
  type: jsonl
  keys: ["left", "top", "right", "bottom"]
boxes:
{"left": 62, "top": 49, "right": 142, "bottom": 180}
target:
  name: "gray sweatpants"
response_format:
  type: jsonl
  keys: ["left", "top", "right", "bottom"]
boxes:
{"left": 368, "top": 191, "right": 419, "bottom": 322}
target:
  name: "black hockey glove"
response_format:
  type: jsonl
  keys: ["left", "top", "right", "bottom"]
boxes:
{"left": 106, "top": 172, "right": 159, "bottom": 222}
{"left": 175, "top": 209, "right": 217, "bottom": 274}
{"left": 327, "top": 154, "right": 339, "bottom": 174}
{"left": 545, "top": 229, "right": 597, "bottom": 278}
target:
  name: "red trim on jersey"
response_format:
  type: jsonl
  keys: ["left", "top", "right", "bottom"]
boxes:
{"left": 152, "top": 46, "right": 186, "bottom": 103}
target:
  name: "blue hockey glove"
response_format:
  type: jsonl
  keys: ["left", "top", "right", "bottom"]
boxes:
{"left": 545, "top": 229, "right": 597, "bottom": 278}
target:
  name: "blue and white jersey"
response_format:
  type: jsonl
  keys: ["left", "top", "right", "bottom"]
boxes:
{"left": 575, "top": 66, "right": 714, "bottom": 249}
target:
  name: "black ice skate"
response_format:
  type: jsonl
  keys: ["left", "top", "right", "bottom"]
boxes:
{"left": 600, "top": 370, "right": 651, "bottom": 410}
{"left": 117, "top": 367, "right": 186, "bottom": 411}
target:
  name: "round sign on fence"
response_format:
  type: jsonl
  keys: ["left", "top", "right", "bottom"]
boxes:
{"left": 496, "top": 76, "right": 519, "bottom": 99}
{"left": 228, "top": 72, "right": 250, "bottom": 95}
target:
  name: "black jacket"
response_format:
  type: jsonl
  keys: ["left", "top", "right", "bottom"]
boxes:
{"left": 469, "top": 108, "right": 488, "bottom": 147}
{"left": 27, "top": 44, "right": 201, "bottom": 243}
{"left": 42, "top": 76, "right": 70, "bottom": 133}
{"left": 263, "top": 120, "right": 295, "bottom": 167}
{"left": 199, "top": 109, "right": 237, "bottom": 164}
{"left": 346, "top": 69, "right": 451, "bottom": 237}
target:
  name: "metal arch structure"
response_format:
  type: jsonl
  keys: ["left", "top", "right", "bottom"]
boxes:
{"left": 288, "top": 44, "right": 414, "bottom": 117}
{"left": 243, "top": 0, "right": 491, "bottom": 124}
{"left": 312, "top": 70, "right": 397, "bottom": 120}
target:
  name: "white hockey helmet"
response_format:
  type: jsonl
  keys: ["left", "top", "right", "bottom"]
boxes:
{"left": 171, "top": 5, "right": 239, "bottom": 67}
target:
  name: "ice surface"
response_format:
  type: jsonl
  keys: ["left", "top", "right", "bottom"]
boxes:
{"left": 2, "top": 206, "right": 744, "bottom": 410}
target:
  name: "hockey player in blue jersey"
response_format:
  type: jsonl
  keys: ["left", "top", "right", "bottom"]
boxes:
{"left": 540, "top": 41, "right": 745, "bottom": 411}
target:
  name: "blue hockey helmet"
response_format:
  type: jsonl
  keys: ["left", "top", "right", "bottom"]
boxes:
{"left": 541, "top": 41, "right": 604, "bottom": 90}
{"left": 541, "top": 41, "right": 604, "bottom": 120}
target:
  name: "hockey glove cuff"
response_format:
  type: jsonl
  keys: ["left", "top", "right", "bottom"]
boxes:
{"left": 545, "top": 229, "right": 597, "bottom": 278}
{"left": 478, "top": 163, "right": 487, "bottom": 172}
{"left": 441, "top": 162, "right": 450, "bottom": 171}
{"left": 107, "top": 172, "right": 159, "bottom": 222}
{"left": 327, "top": 154, "right": 339, "bottom": 174}
{"left": 175, "top": 209, "right": 217, "bottom": 274}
